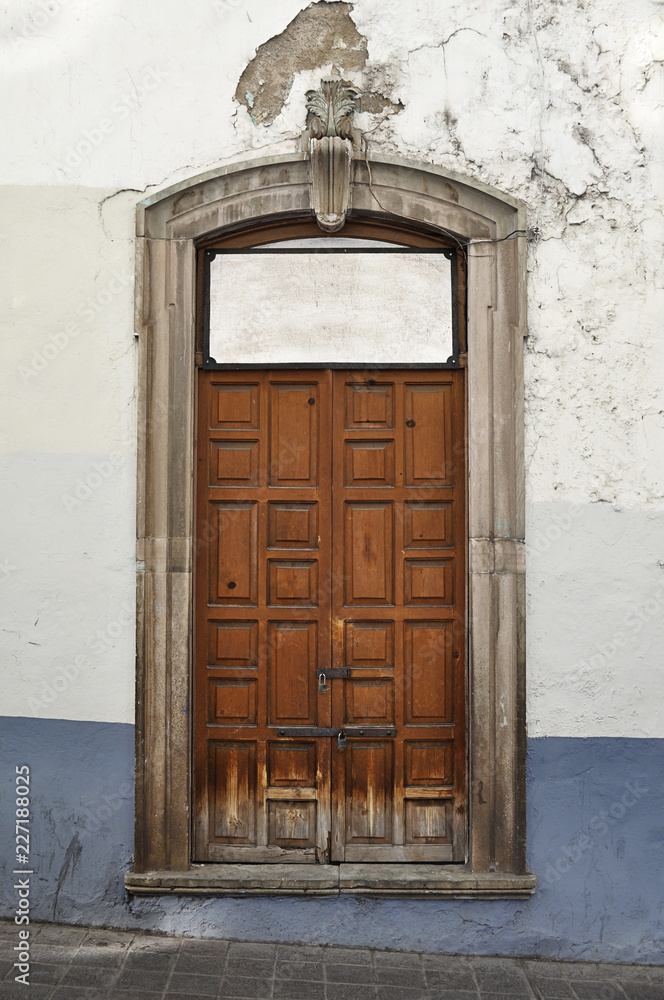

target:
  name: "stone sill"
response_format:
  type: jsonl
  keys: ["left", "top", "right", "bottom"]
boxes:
{"left": 125, "top": 864, "right": 536, "bottom": 899}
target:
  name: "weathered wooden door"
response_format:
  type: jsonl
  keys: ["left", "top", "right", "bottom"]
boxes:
{"left": 194, "top": 368, "right": 466, "bottom": 863}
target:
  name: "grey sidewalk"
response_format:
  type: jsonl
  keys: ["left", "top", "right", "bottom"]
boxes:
{"left": 1, "top": 921, "right": 662, "bottom": 1000}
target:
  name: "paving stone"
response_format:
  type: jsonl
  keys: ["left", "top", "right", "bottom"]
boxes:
{"left": 168, "top": 994, "right": 224, "bottom": 1000}
{"left": 30, "top": 944, "right": 80, "bottom": 964}
{"left": 129, "top": 936, "right": 183, "bottom": 954}
{"left": 570, "top": 982, "right": 625, "bottom": 999}
{"left": 429, "top": 991, "right": 480, "bottom": 1000}
{"left": 114, "top": 967, "right": 172, "bottom": 992}
{"left": 326, "top": 948, "right": 373, "bottom": 965}
{"left": 326, "top": 962, "right": 376, "bottom": 983}
{"left": 73, "top": 946, "right": 127, "bottom": 967}
{"left": 326, "top": 984, "right": 379, "bottom": 1000}
{"left": 107, "top": 992, "right": 164, "bottom": 1000}
{"left": 174, "top": 951, "right": 228, "bottom": 976}
{"left": 423, "top": 957, "right": 476, "bottom": 972}
{"left": 425, "top": 969, "right": 478, "bottom": 991}
{"left": 274, "top": 978, "right": 325, "bottom": 1000}
{"left": 0, "top": 984, "right": 55, "bottom": 1000}
{"left": 375, "top": 967, "right": 428, "bottom": 988}
{"left": 226, "top": 957, "right": 275, "bottom": 978}
{"left": 219, "top": 975, "right": 273, "bottom": 998}
{"left": 528, "top": 977, "right": 576, "bottom": 998}
{"left": 276, "top": 959, "right": 324, "bottom": 980}
{"left": 376, "top": 986, "right": 429, "bottom": 1000}
{"left": 60, "top": 961, "right": 121, "bottom": 989}
{"left": 167, "top": 971, "right": 220, "bottom": 994}
{"left": 26, "top": 962, "right": 67, "bottom": 985}
{"left": 620, "top": 985, "right": 664, "bottom": 1000}
{"left": 124, "top": 949, "right": 179, "bottom": 971}
{"left": 227, "top": 943, "right": 277, "bottom": 961}
{"left": 374, "top": 952, "right": 423, "bottom": 969}
{"left": 474, "top": 971, "right": 531, "bottom": 995}
{"left": 276, "top": 944, "right": 325, "bottom": 963}
{"left": 51, "top": 987, "right": 108, "bottom": 1000}
{"left": 180, "top": 937, "right": 230, "bottom": 953}
{"left": 34, "top": 925, "right": 88, "bottom": 946}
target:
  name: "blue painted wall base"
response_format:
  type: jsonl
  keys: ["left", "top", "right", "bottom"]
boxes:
{"left": 0, "top": 717, "right": 662, "bottom": 962}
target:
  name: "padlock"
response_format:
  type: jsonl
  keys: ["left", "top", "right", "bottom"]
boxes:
{"left": 337, "top": 730, "right": 347, "bottom": 750}
{"left": 318, "top": 672, "right": 327, "bottom": 692}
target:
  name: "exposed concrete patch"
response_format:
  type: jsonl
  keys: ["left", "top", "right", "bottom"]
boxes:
{"left": 234, "top": 2, "right": 368, "bottom": 125}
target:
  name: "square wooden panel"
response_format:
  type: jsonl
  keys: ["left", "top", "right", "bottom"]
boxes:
{"left": 267, "top": 503, "right": 318, "bottom": 550}
{"left": 209, "top": 440, "right": 259, "bottom": 487}
{"left": 267, "top": 560, "right": 318, "bottom": 607}
{"left": 345, "top": 383, "right": 394, "bottom": 428}
{"left": 404, "top": 622, "right": 454, "bottom": 725}
{"left": 404, "top": 501, "right": 453, "bottom": 548}
{"left": 268, "top": 800, "right": 317, "bottom": 848}
{"left": 405, "top": 799, "right": 452, "bottom": 844}
{"left": 345, "top": 678, "right": 394, "bottom": 726}
{"left": 268, "top": 622, "right": 317, "bottom": 725}
{"left": 344, "top": 621, "right": 394, "bottom": 668}
{"left": 405, "top": 741, "right": 454, "bottom": 786}
{"left": 208, "top": 501, "right": 257, "bottom": 605}
{"left": 344, "top": 440, "right": 395, "bottom": 487}
{"left": 267, "top": 742, "right": 317, "bottom": 787}
{"left": 209, "top": 382, "right": 259, "bottom": 429}
{"left": 208, "top": 679, "right": 257, "bottom": 725}
{"left": 404, "top": 383, "right": 453, "bottom": 487}
{"left": 209, "top": 742, "right": 256, "bottom": 843}
{"left": 207, "top": 620, "right": 258, "bottom": 667}
{"left": 404, "top": 558, "right": 454, "bottom": 605}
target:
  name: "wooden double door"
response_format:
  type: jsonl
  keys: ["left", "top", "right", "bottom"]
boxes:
{"left": 194, "top": 368, "right": 466, "bottom": 863}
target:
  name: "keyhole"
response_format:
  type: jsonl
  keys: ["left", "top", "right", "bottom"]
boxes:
{"left": 406, "top": 419, "right": 416, "bottom": 428}
{"left": 227, "top": 581, "right": 236, "bottom": 590}
{"left": 307, "top": 397, "right": 315, "bottom": 405}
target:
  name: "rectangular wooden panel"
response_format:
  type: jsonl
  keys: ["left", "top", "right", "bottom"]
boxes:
{"left": 268, "top": 622, "right": 317, "bottom": 725}
{"left": 345, "top": 382, "right": 394, "bottom": 428}
{"left": 345, "top": 441, "right": 395, "bottom": 487}
{"left": 345, "top": 678, "right": 394, "bottom": 725}
{"left": 209, "top": 440, "right": 259, "bottom": 487}
{"left": 267, "top": 503, "right": 318, "bottom": 549}
{"left": 405, "top": 741, "right": 454, "bottom": 786}
{"left": 344, "top": 503, "right": 393, "bottom": 605}
{"left": 208, "top": 502, "right": 257, "bottom": 605}
{"left": 405, "top": 800, "right": 452, "bottom": 844}
{"left": 208, "top": 679, "right": 257, "bottom": 725}
{"left": 267, "top": 560, "right": 318, "bottom": 607}
{"left": 269, "top": 383, "right": 318, "bottom": 485}
{"left": 404, "top": 622, "right": 454, "bottom": 724}
{"left": 209, "top": 382, "right": 259, "bottom": 429}
{"left": 404, "top": 383, "right": 453, "bottom": 486}
{"left": 209, "top": 742, "right": 256, "bottom": 843}
{"left": 404, "top": 558, "right": 454, "bottom": 605}
{"left": 207, "top": 620, "right": 258, "bottom": 667}
{"left": 344, "top": 621, "right": 394, "bottom": 668}
{"left": 403, "top": 501, "right": 453, "bottom": 548}
{"left": 268, "top": 800, "right": 317, "bottom": 848}
{"left": 268, "top": 742, "right": 317, "bottom": 787}
{"left": 346, "top": 742, "right": 392, "bottom": 843}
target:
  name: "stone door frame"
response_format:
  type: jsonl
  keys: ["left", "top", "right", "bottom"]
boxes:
{"left": 130, "top": 150, "right": 533, "bottom": 893}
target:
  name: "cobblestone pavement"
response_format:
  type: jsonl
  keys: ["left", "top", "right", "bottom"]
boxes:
{"left": 1, "top": 921, "right": 662, "bottom": 1000}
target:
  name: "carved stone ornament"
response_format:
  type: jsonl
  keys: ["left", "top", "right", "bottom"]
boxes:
{"left": 306, "top": 78, "right": 358, "bottom": 232}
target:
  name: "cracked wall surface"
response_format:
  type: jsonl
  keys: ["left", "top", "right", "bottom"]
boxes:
{"left": 1, "top": 0, "right": 663, "bottom": 737}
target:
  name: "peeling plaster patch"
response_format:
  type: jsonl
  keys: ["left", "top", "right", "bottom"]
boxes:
{"left": 234, "top": 2, "right": 368, "bottom": 125}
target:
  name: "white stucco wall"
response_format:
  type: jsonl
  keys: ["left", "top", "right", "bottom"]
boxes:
{"left": 2, "top": 0, "right": 663, "bottom": 735}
